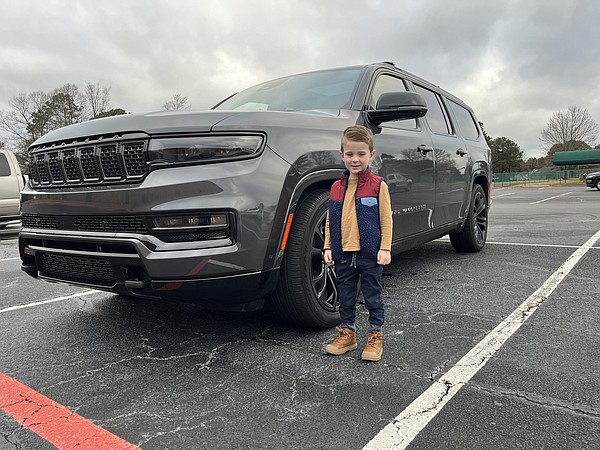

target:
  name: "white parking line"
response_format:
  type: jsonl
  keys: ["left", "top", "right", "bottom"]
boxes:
{"left": 0, "top": 290, "right": 101, "bottom": 314}
{"left": 436, "top": 238, "right": 599, "bottom": 250}
{"left": 530, "top": 192, "right": 572, "bottom": 204}
{"left": 364, "top": 228, "right": 600, "bottom": 449}
{"left": 490, "top": 192, "right": 515, "bottom": 198}
{"left": 486, "top": 241, "right": 599, "bottom": 249}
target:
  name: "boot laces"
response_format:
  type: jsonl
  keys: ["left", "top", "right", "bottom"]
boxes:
{"left": 366, "top": 332, "right": 382, "bottom": 349}
{"left": 333, "top": 327, "right": 352, "bottom": 343}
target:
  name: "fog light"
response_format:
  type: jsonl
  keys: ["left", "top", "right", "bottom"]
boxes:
{"left": 210, "top": 215, "right": 227, "bottom": 226}
{"left": 153, "top": 214, "right": 227, "bottom": 229}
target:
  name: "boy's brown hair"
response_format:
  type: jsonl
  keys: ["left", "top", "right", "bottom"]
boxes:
{"left": 341, "top": 125, "right": 374, "bottom": 151}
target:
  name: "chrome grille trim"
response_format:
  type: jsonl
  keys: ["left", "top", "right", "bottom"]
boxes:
{"left": 28, "top": 135, "right": 149, "bottom": 187}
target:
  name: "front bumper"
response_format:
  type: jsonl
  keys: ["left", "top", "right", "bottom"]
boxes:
{"left": 19, "top": 229, "right": 279, "bottom": 304}
{"left": 18, "top": 147, "right": 293, "bottom": 305}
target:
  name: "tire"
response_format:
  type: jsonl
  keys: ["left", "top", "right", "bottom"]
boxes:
{"left": 450, "top": 183, "right": 488, "bottom": 253}
{"left": 596, "top": 179, "right": 600, "bottom": 190}
{"left": 270, "top": 189, "right": 339, "bottom": 328}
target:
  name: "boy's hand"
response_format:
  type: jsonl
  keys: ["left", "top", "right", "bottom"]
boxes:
{"left": 377, "top": 249, "right": 391, "bottom": 265}
{"left": 323, "top": 249, "right": 333, "bottom": 266}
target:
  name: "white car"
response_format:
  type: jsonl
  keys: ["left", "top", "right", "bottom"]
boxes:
{"left": 0, "top": 149, "right": 25, "bottom": 228}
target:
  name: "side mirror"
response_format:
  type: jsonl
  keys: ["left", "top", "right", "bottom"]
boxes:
{"left": 366, "top": 91, "right": 428, "bottom": 126}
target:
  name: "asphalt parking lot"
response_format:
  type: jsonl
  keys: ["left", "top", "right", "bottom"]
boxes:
{"left": 1, "top": 185, "right": 599, "bottom": 449}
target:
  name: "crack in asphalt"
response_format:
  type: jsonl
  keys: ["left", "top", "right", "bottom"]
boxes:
{"left": 10, "top": 305, "right": 510, "bottom": 446}
{"left": 2, "top": 394, "right": 71, "bottom": 426}
{"left": 0, "top": 394, "right": 85, "bottom": 449}
{"left": 1, "top": 430, "right": 22, "bottom": 449}
{"left": 471, "top": 383, "right": 600, "bottom": 419}
{"left": 389, "top": 379, "right": 455, "bottom": 432}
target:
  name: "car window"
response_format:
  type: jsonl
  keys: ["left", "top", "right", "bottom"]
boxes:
{"left": 0, "top": 153, "right": 11, "bottom": 177}
{"left": 414, "top": 85, "right": 452, "bottom": 135}
{"left": 369, "top": 74, "right": 416, "bottom": 129}
{"left": 448, "top": 100, "right": 479, "bottom": 140}
{"left": 213, "top": 69, "right": 362, "bottom": 112}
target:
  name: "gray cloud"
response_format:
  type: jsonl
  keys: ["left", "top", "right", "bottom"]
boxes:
{"left": 1, "top": 0, "right": 599, "bottom": 157}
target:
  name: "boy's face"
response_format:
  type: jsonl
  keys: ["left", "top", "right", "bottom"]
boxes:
{"left": 340, "top": 138, "right": 375, "bottom": 177}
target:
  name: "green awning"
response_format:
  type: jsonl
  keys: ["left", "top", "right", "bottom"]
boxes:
{"left": 552, "top": 149, "right": 600, "bottom": 165}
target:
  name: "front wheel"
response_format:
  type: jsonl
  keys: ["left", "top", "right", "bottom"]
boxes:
{"left": 269, "top": 189, "right": 339, "bottom": 328}
{"left": 450, "top": 183, "right": 488, "bottom": 252}
{"left": 596, "top": 179, "right": 600, "bottom": 190}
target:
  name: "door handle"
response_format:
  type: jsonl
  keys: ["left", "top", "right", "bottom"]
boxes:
{"left": 456, "top": 148, "right": 467, "bottom": 157}
{"left": 417, "top": 145, "right": 433, "bottom": 154}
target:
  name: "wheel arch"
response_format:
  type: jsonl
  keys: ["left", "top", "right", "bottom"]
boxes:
{"left": 271, "top": 170, "right": 339, "bottom": 268}
{"left": 452, "top": 166, "right": 490, "bottom": 236}
{"left": 461, "top": 165, "right": 490, "bottom": 224}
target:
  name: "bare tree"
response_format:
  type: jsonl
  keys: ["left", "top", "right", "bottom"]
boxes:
{"left": 162, "top": 94, "right": 191, "bottom": 111}
{"left": 540, "top": 105, "right": 599, "bottom": 151}
{"left": 0, "top": 85, "right": 85, "bottom": 161}
{"left": 1, "top": 83, "right": 125, "bottom": 165}
{"left": 84, "top": 82, "right": 111, "bottom": 118}
{"left": 0, "top": 91, "right": 49, "bottom": 156}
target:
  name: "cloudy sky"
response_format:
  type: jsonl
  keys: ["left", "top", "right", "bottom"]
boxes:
{"left": 1, "top": 0, "right": 599, "bottom": 158}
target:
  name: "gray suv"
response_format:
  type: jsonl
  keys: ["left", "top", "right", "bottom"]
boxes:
{"left": 19, "top": 62, "right": 491, "bottom": 328}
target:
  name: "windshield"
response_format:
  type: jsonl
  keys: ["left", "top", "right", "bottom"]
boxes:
{"left": 213, "top": 68, "right": 363, "bottom": 112}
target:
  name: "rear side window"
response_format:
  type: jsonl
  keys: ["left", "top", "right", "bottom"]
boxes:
{"left": 414, "top": 85, "right": 452, "bottom": 135}
{"left": 0, "top": 153, "right": 11, "bottom": 177}
{"left": 448, "top": 100, "right": 480, "bottom": 140}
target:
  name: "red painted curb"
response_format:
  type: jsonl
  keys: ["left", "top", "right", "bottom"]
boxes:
{"left": 0, "top": 372, "right": 140, "bottom": 449}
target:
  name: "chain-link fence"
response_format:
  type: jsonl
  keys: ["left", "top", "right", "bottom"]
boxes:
{"left": 492, "top": 170, "right": 584, "bottom": 187}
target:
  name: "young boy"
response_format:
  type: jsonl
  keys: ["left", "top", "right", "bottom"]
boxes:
{"left": 323, "top": 125, "right": 393, "bottom": 362}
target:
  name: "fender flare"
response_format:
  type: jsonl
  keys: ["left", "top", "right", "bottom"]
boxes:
{"left": 269, "top": 169, "right": 341, "bottom": 269}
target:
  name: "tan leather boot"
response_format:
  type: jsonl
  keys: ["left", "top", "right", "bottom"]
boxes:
{"left": 361, "top": 331, "right": 383, "bottom": 361}
{"left": 325, "top": 327, "right": 357, "bottom": 355}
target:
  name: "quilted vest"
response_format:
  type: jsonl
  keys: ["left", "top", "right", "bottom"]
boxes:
{"left": 328, "top": 168, "right": 382, "bottom": 261}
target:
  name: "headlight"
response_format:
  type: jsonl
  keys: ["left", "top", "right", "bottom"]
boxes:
{"left": 148, "top": 135, "right": 264, "bottom": 164}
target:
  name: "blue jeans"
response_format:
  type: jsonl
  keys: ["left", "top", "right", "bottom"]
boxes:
{"left": 335, "top": 252, "right": 384, "bottom": 332}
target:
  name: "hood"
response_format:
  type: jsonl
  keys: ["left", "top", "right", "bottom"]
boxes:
{"left": 31, "top": 109, "right": 347, "bottom": 147}
{"left": 31, "top": 110, "right": 236, "bottom": 146}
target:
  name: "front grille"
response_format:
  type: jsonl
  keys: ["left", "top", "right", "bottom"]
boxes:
{"left": 73, "top": 215, "right": 147, "bottom": 233}
{"left": 40, "top": 253, "right": 115, "bottom": 286}
{"left": 28, "top": 135, "right": 148, "bottom": 187}
{"left": 21, "top": 215, "right": 59, "bottom": 229}
{"left": 22, "top": 214, "right": 147, "bottom": 233}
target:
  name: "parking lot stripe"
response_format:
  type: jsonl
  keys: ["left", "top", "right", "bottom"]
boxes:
{"left": 0, "top": 372, "right": 139, "bottom": 449}
{"left": 0, "top": 290, "right": 100, "bottom": 314}
{"left": 530, "top": 191, "right": 572, "bottom": 204}
{"left": 0, "top": 257, "right": 20, "bottom": 262}
{"left": 364, "top": 228, "right": 600, "bottom": 449}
